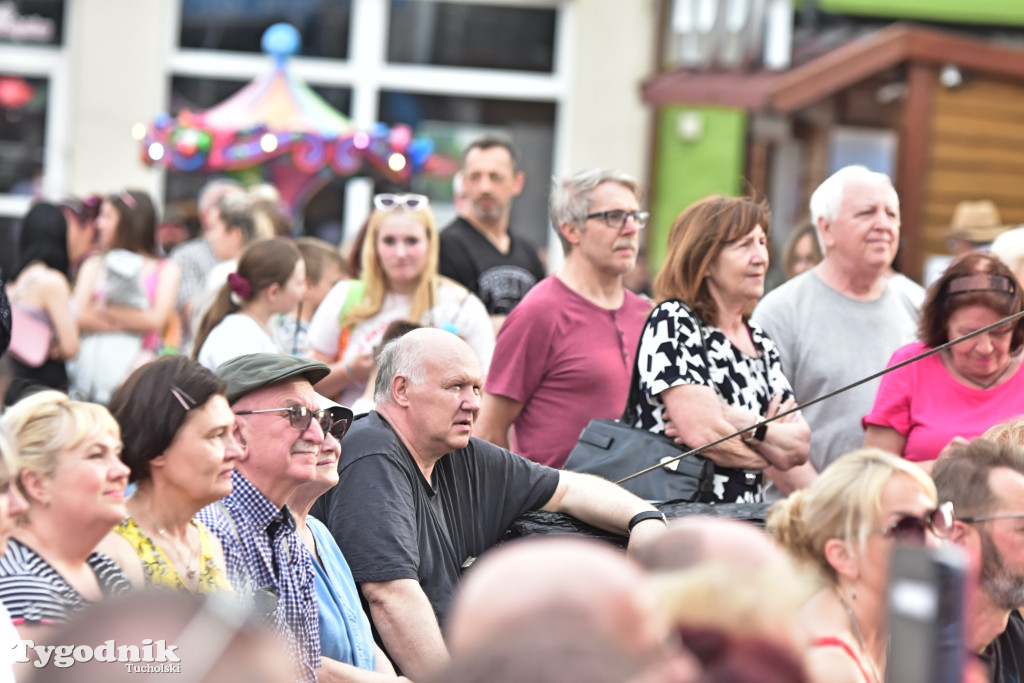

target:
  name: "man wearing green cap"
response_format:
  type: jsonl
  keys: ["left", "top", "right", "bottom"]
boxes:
{"left": 197, "top": 353, "right": 335, "bottom": 683}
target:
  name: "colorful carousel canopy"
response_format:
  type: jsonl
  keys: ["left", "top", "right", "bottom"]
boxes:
{"left": 137, "top": 23, "right": 440, "bottom": 214}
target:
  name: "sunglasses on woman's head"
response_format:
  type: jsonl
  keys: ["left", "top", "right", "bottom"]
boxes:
{"left": 878, "top": 501, "right": 954, "bottom": 544}
{"left": 373, "top": 193, "right": 429, "bottom": 212}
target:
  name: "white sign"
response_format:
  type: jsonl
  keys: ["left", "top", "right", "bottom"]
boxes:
{"left": 0, "top": 1, "right": 56, "bottom": 43}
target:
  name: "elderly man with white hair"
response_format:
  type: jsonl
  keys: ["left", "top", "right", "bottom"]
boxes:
{"left": 752, "top": 165, "right": 920, "bottom": 496}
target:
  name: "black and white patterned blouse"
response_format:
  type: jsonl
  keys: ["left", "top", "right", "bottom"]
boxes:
{"left": 628, "top": 299, "right": 796, "bottom": 503}
{"left": 0, "top": 538, "right": 131, "bottom": 626}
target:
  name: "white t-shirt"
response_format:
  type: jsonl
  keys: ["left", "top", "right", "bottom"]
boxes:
{"left": 197, "top": 313, "right": 283, "bottom": 371}
{"left": 308, "top": 278, "right": 494, "bottom": 406}
{"left": 187, "top": 259, "right": 238, "bottom": 354}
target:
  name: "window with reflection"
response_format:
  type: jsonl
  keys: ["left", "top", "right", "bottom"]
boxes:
{"left": 0, "top": 74, "right": 47, "bottom": 196}
{"left": 379, "top": 91, "right": 555, "bottom": 247}
{"left": 388, "top": 1, "right": 556, "bottom": 72}
{"left": 0, "top": 0, "right": 64, "bottom": 47}
{"left": 179, "top": 0, "right": 350, "bottom": 59}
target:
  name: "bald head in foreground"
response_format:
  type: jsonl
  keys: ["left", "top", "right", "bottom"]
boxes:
{"left": 312, "top": 329, "right": 668, "bottom": 679}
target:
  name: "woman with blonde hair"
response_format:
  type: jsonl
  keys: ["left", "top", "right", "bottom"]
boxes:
{"left": 0, "top": 391, "right": 131, "bottom": 636}
{"left": 308, "top": 193, "right": 493, "bottom": 405}
{"left": 193, "top": 237, "right": 307, "bottom": 371}
{"left": 768, "top": 449, "right": 952, "bottom": 683}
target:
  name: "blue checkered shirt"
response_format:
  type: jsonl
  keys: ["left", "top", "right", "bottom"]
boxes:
{"left": 198, "top": 471, "right": 321, "bottom": 682}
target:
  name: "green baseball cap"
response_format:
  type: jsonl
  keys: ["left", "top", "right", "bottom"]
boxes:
{"left": 216, "top": 353, "right": 331, "bottom": 404}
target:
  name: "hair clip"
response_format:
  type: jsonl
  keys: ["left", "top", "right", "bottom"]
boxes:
{"left": 118, "top": 191, "right": 137, "bottom": 209}
{"left": 170, "top": 384, "right": 197, "bottom": 411}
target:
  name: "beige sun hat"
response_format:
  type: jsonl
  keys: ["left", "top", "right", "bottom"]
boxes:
{"left": 949, "top": 200, "right": 1013, "bottom": 244}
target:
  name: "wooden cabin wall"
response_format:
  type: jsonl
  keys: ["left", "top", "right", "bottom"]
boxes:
{"left": 924, "top": 76, "right": 1024, "bottom": 268}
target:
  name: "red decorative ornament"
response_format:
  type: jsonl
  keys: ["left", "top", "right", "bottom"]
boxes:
{"left": 0, "top": 76, "right": 34, "bottom": 109}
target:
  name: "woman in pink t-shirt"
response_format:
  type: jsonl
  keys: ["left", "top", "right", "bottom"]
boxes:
{"left": 864, "top": 252, "right": 1024, "bottom": 466}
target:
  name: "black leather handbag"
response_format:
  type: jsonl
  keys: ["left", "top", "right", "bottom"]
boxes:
{"left": 563, "top": 301, "right": 715, "bottom": 504}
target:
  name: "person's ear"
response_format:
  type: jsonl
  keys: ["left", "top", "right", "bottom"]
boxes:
{"left": 558, "top": 221, "right": 583, "bottom": 247}
{"left": 947, "top": 519, "right": 972, "bottom": 546}
{"left": 19, "top": 470, "right": 50, "bottom": 507}
{"left": 392, "top": 375, "right": 411, "bottom": 407}
{"left": 512, "top": 171, "right": 525, "bottom": 196}
{"left": 824, "top": 537, "right": 859, "bottom": 581}
{"left": 230, "top": 420, "right": 251, "bottom": 461}
{"left": 817, "top": 216, "right": 836, "bottom": 250}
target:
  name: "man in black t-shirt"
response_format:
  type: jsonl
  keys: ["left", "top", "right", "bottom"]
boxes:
{"left": 312, "top": 328, "right": 666, "bottom": 680}
{"left": 439, "top": 137, "right": 545, "bottom": 331}
{"left": 933, "top": 440, "right": 1024, "bottom": 683}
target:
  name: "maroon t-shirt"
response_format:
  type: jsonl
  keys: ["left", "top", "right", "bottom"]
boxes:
{"left": 485, "top": 276, "right": 651, "bottom": 467}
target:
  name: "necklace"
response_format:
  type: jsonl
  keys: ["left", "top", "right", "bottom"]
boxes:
{"left": 135, "top": 503, "right": 199, "bottom": 583}
{"left": 948, "top": 351, "right": 1015, "bottom": 390}
{"left": 835, "top": 588, "right": 884, "bottom": 683}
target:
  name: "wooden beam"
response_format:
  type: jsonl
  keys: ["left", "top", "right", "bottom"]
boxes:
{"left": 906, "top": 30, "right": 1024, "bottom": 82}
{"left": 895, "top": 62, "right": 935, "bottom": 282}
{"left": 769, "top": 26, "right": 911, "bottom": 114}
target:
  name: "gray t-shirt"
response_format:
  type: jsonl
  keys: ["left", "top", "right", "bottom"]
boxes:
{"left": 752, "top": 270, "right": 920, "bottom": 477}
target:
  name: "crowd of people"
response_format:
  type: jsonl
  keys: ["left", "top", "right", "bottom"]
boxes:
{"left": 0, "top": 136, "right": 1022, "bottom": 682}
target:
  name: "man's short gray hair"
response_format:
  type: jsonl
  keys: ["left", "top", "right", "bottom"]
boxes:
{"left": 374, "top": 335, "right": 428, "bottom": 404}
{"left": 809, "top": 165, "right": 896, "bottom": 227}
{"left": 549, "top": 169, "right": 642, "bottom": 253}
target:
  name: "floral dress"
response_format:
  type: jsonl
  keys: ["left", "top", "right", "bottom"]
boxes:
{"left": 115, "top": 517, "right": 232, "bottom": 594}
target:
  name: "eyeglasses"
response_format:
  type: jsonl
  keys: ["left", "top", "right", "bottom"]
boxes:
{"left": 322, "top": 406, "right": 354, "bottom": 441}
{"left": 234, "top": 405, "right": 347, "bottom": 438}
{"left": 960, "top": 512, "right": 1024, "bottom": 524}
{"left": 373, "top": 193, "right": 429, "bottom": 212}
{"left": 878, "top": 502, "right": 954, "bottom": 544}
{"left": 585, "top": 210, "right": 649, "bottom": 230}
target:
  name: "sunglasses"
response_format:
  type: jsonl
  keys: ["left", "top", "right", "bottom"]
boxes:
{"left": 373, "top": 193, "right": 429, "bottom": 212}
{"left": 234, "top": 405, "right": 352, "bottom": 440}
{"left": 878, "top": 502, "right": 954, "bottom": 544}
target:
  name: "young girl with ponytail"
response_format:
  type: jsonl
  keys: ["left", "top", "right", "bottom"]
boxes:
{"left": 193, "top": 238, "right": 306, "bottom": 370}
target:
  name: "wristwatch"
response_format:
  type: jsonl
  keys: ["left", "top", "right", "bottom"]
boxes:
{"left": 627, "top": 510, "right": 668, "bottom": 534}
{"left": 742, "top": 420, "right": 768, "bottom": 445}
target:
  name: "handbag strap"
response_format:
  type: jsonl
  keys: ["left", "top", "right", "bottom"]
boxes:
{"left": 620, "top": 299, "right": 714, "bottom": 422}
{"left": 621, "top": 300, "right": 772, "bottom": 421}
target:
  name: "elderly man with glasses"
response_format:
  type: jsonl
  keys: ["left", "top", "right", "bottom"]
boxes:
{"left": 197, "top": 353, "right": 352, "bottom": 683}
{"left": 476, "top": 168, "right": 652, "bottom": 469}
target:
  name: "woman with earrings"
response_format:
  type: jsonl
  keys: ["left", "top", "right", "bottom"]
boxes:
{"left": 71, "top": 190, "right": 181, "bottom": 404}
{"left": 309, "top": 193, "right": 493, "bottom": 406}
{"left": 97, "top": 355, "right": 240, "bottom": 593}
{"left": 768, "top": 448, "right": 952, "bottom": 683}
{"left": 0, "top": 391, "right": 132, "bottom": 636}
{"left": 864, "top": 252, "right": 1024, "bottom": 467}
{"left": 193, "top": 237, "right": 307, "bottom": 371}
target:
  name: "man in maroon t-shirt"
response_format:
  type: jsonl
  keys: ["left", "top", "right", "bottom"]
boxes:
{"left": 477, "top": 169, "right": 652, "bottom": 468}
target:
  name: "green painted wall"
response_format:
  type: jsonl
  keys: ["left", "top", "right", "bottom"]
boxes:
{"left": 649, "top": 106, "right": 747, "bottom": 270}
{"left": 817, "top": 0, "right": 1024, "bottom": 26}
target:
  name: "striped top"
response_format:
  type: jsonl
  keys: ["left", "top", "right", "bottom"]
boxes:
{"left": 0, "top": 539, "right": 131, "bottom": 626}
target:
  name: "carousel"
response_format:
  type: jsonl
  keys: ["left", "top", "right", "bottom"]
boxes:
{"left": 136, "top": 23, "right": 442, "bottom": 217}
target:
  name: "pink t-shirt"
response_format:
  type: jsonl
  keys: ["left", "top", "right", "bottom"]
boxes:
{"left": 485, "top": 276, "right": 651, "bottom": 468}
{"left": 863, "top": 341, "right": 1024, "bottom": 461}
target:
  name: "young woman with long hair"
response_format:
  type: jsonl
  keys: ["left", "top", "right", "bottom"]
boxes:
{"left": 193, "top": 237, "right": 307, "bottom": 371}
